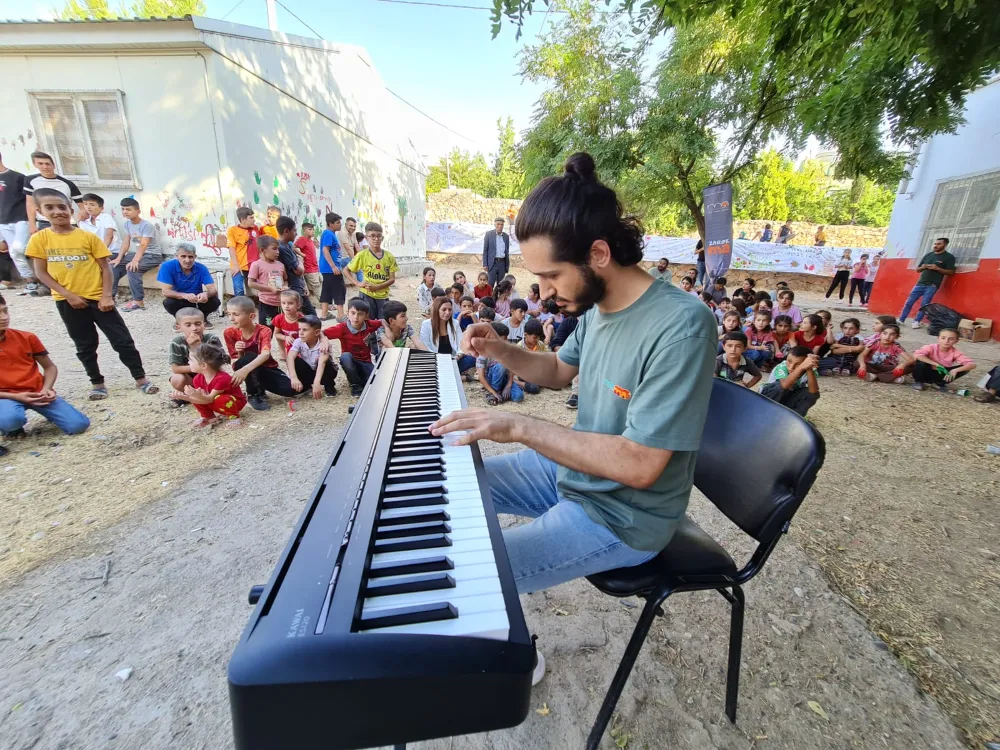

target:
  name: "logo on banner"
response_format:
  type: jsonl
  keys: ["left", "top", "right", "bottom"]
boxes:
{"left": 705, "top": 202, "right": 730, "bottom": 212}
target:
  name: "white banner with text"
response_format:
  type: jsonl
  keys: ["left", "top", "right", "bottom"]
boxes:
{"left": 426, "top": 221, "right": 882, "bottom": 277}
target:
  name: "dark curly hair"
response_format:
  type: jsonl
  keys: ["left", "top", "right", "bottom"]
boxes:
{"left": 515, "top": 152, "right": 644, "bottom": 267}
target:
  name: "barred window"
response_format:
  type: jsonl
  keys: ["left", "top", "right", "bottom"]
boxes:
{"left": 29, "top": 91, "right": 139, "bottom": 188}
{"left": 919, "top": 170, "right": 1000, "bottom": 269}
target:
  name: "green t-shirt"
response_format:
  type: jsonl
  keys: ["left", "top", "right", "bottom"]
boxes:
{"left": 168, "top": 332, "right": 222, "bottom": 367}
{"left": 556, "top": 280, "right": 718, "bottom": 551}
{"left": 917, "top": 250, "right": 955, "bottom": 287}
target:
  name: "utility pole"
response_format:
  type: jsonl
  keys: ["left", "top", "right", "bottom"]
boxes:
{"left": 446, "top": 153, "right": 452, "bottom": 189}
{"left": 266, "top": 0, "right": 278, "bottom": 31}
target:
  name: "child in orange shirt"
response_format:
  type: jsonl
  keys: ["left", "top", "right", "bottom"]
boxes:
{"left": 226, "top": 206, "right": 259, "bottom": 297}
{"left": 0, "top": 293, "right": 90, "bottom": 438}
{"left": 172, "top": 338, "right": 247, "bottom": 428}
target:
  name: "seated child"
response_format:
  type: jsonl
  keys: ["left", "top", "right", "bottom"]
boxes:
{"left": 743, "top": 311, "right": 774, "bottom": 367}
{"left": 473, "top": 271, "right": 493, "bottom": 300}
{"left": 171, "top": 339, "right": 247, "bottom": 428}
{"left": 272, "top": 289, "right": 304, "bottom": 354}
{"left": 864, "top": 315, "right": 897, "bottom": 348}
{"left": 524, "top": 283, "right": 543, "bottom": 316}
{"left": 448, "top": 283, "right": 464, "bottom": 309}
{"left": 771, "top": 314, "right": 795, "bottom": 364}
{"left": 761, "top": 345, "right": 820, "bottom": 417}
{"left": 0, "top": 293, "right": 90, "bottom": 437}
{"left": 537, "top": 298, "right": 563, "bottom": 342}
{"left": 730, "top": 297, "right": 749, "bottom": 325}
{"left": 168, "top": 307, "right": 223, "bottom": 406}
{"left": 679, "top": 276, "right": 696, "bottom": 295}
{"left": 718, "top": 310, "right": 742, "bottom": 353}
{"left": 710, "top": 276, "right": 727, "bottom": 304}
{"left": 502, "top": 298, "right": 529, "bottom": 343}
{"left": 372, "top": 300, "right": 428, "bottom": 357}
{"left": 774, "top": 290, "right": 803, "bottom": 326}
{"left": 975, "top": 366, "right": 1000, "bottom": 403}
{"left": 287, "top": 315, "right": 338, "bottom": 399}
{"left": 715, "top": 297, "right": 730, "bottom": 326}
{"left": 502, "top": 273, "right": 520, "bottom": 298}
{"left": 324, "top": 297, "right": 383, "bottom": 397}
{"left": 816, "top": 310, "right": 836, "bottom": 352}
{"left": 715, "top": 331, "right": 762, "bottom": 389}
{"left": 453, "top": 270, "right": 474, "bottom": 298}
{"left": 513, "top": 318, "right": 547, "bottom": 395}
{"left": 223, "top": 295, "right": 296, "bottom": 411}
{"left": 794, "top": 314, "right": 827, "bottom": 354}
{"left": 456, "top": 296, "right": 478, "bottom": 331}
{"left": 857, "top": 323, "right": 912, "bottom": 383}
{"left": 416, "top": 266, "right": 438, "bottom": 319}
{"left": 700, "top": 290, "right": 718, "bottom": 315}
{"left": 912, "top": 328, "right": 976, "bottom": 392}
{"left": 478, "top": 306, "right": 496, "bottom": 323}
{"left": 477, "top": 321, "right": 523, "bottom": 405}
{"left": 493, "top": 280, "right": 514, "bottom": 317}
{"left": 821, "top": 317, "right": 863, "bottom": 375}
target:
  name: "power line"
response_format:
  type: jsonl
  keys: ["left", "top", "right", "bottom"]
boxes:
{"left": 273, "top": 0, "right": 325, "bottom": 40}
{"left": 385, "top": 88, "right": 485, "bottom": 147}
{"left": 220, "top": 0, "right": 247, "bottom": 20}
{"left": 375, "top": 0, "right": 497, "bottom": 11}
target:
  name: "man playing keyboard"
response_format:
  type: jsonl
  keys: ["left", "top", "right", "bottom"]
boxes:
{"left": 431, "top": 152, "right": 717, "bottom": 685}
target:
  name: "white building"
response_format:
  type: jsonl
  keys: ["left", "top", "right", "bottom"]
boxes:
{"left": 870, "top": 76, "right": 1000, "bottom": 337}
{"left": 0, "top": 15, "right": 427, "bottom": 276}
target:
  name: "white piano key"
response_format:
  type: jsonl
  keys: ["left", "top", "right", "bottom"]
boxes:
{"left": 370, "top": 535, "right": 496, "bottom": 565}
{"left": 362, "top": 609, "right": 510, "bottom": 641}
{"left": 370, "top": 561, "right": 499, "bottom": 586}
{"left": 362, "top": 582, "right": 503, "bottom": 613}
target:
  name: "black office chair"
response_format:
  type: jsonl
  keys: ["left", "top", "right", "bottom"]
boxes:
{"left": 584, "top": 378, "right": 826, "bottom": 749}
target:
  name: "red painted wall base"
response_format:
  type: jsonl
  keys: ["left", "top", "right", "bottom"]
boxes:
{"left": 867, "top": 258, "right": 1000, "bottom": 341}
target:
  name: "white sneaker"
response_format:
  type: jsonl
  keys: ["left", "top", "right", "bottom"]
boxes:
{"left": 911, "top": 321, "right": 921, "bottom": 329}
{"left": 532, "top": 649, "right": 546, "bottom": 687}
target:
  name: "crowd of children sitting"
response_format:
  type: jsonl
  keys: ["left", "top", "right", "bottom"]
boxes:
{"left": 2, "top": 190, "right": 999, "bottom": 451}
{"left": 676, "top": 270, "right": 991, "bottom": 417}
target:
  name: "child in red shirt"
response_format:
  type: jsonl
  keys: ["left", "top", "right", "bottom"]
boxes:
{"left": 295, "top": 221, "right": 321, "bottom": 305}
{"left": 323, "top": 298, "right": 382, "bottom": 397}
{"left": 473, "top": 270, "right": 493, "bottom": 300}
{"left": 172, "top": 339, "right": 247, "bottom": 427}
{"left": 794, "top": 314, "right": 827, "bottom": 354}
{"left": 743, "top": 310, "right": 775, "bottom": 367}
{"left": 271, "top": 290, "right": 304, "bottom": 354}
{"left": 857, "top": 323, "right": 913, "bottom": 383}
{"left": 223, "top": 295, "right": 295, "bottom": 410}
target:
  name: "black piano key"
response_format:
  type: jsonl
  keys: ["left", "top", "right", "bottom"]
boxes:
{"left": 368, "top": 555, "right": 455, "bottom": 578}
{"left": 376, "top": 510, "right": 450, "bottom": 526}
{"left": 392, "top": 438, "right": 443, "bottom": 448}
{"left": 365, "top": 572, "right": 456, "bottom": 597}
{"left": 386, "top": 469, "right": 446, "bottom": 484}
{"left": 373, "top": 533, "right": 451, "bottom": 553}
{"left": 356, "top": 602, "right": 458, "bottom": 631}
{"left": 390, "top": 453, "right": 443, "bottom": 466}
{"left": 387, "top": 458, "right": 444, "bottom": 470}
{"left": 375, "top": 521, "right": 451, "bottom": 539}
{"left": 381, "top": 493, "right": 448, "bottom": 509}
{"left": 390, "top": 445, "right": 443, "bottom": 458}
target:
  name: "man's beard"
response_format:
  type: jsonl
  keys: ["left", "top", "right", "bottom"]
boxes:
{"left": 559, "top": 265, "right": 606, "bottom": 316}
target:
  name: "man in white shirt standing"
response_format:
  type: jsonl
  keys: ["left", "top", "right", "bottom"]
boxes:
{"left": 338, "top": 216, "right": 363, "bottom": 282}
{"left": 79, "top": 194, "right": 121, "bottom": 256}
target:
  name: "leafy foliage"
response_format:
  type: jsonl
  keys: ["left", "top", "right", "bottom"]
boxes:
{"left": 492, "top": 0, "right": 1000, "bottom": 183}
{"left": 57, "top": 0, "right": 205, "bottom": 18}
{"left": 425, "top": 118, "right": 527, "bottom": 199}
{"left": 492, "top": 117, "right": 526, "bottom": 199}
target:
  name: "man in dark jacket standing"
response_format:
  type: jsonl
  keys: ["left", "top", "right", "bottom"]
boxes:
{"left": 483, "top": 217, "right": 510, "bottom": 287}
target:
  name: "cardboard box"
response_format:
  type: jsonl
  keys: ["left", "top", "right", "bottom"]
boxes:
{"left": 958, "top": 317, "right": 993, "bottom": 343}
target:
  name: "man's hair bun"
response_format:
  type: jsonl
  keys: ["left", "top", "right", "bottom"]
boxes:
{"left": 563, "top": 152, "right": 596, "bottom": 181}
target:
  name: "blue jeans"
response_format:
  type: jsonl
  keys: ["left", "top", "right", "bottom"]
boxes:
{"left": 0, "top": 397, "right": 90, "bottom": 436}
{"left": 899, "top": 283, "right": 939, "bottom": 323}
{"left": 744, "top": 349, "right": 770, "bottom": 366}
{"left": 339, "top": 352, "right": 374, "bottom": 389}
{"left": 232, "top": 269, "right": 246, "bottom": 297}
{"left": 487, "top": 362, "right": 523, "bottom": 402}
{"left": 112, "top": 253, "right": 163, "bottom": 302}
{"left": 485, "top": 450, "right": 658, "bottom": 594}
{"left": 695, "top": 260, "right": 707, "bottom": 288}
{"left": 456, "top": 354, "right": 475, "bottom": 373}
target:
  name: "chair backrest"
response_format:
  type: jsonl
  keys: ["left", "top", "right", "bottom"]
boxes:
{"left": 693, "top": 379, "right": 825, "bottom": 544}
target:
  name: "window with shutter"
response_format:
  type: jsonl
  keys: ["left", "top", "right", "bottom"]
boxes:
{"left": 29, "top": 91, "right": 139, "bottom": 188}
{"left": 918, "top": 171, "right": 1000, "bottom": 269}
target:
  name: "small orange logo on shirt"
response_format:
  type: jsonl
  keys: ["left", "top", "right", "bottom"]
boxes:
{"left": 613, "top": 385, "right": 631, "bottom": 400}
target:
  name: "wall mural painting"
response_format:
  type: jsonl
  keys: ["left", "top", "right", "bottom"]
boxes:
{"left": 150, "top": 189, "right": 226, "bottom": 257}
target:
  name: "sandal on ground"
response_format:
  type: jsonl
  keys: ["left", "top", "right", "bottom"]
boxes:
{"left": 974, "top": 392, "right": 997, "bottom": 403}
{"left": 121, "top": 302, "right": 144, "bottom": 312}
{"left": 88, "top": 386, "right": 109, "bottom": 401}
{"left": 485, "top": 394, "right": 500, "bottom": 406}
{"left": 137, "top": 381, "right": 160, "bottom": 395}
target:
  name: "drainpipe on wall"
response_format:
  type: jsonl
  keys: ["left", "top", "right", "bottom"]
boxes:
{"left": 897, "top": 141, "right": 926, "bottom": 200}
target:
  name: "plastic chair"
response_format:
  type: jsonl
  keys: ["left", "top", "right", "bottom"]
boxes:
{"left": 584, "top": 378, "right": 826, "bottom": 749}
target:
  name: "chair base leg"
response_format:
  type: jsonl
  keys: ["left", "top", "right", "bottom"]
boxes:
{"left": 585, "top": 593, "right": 667, "bottom": 750}
{"left": 718, "top": 585, "right": 745, "bottom": 724}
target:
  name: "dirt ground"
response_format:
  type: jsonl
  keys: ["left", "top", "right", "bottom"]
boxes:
{"left": 0, "top": 262, "right": 997, "bottom": 749}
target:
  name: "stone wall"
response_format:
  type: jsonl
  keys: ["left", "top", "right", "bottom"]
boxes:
{"left": 426, "top": 190, "right": 888, "bottom": 249}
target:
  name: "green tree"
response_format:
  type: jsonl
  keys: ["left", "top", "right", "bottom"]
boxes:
{"left": 58, "top": 0, "right": 204, "bottom": 18}
{"left": 492, "top": 117, "right": 526, "bottom": 199}
{"left": 493, "top": 0, "right": 999, "bottom": 184}
{"left": 732, "top": 150, "right": 791, "bottom": 224}
{"left": 425, "top": 149, "right": 495, "bottom": 197}
{"left": 517, "top": 0, "right": 645, "bottom": 188}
